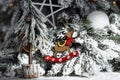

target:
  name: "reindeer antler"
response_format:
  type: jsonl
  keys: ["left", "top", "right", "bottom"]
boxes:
{"left": 63, "top": 20, "right": 68, "bottom": 29}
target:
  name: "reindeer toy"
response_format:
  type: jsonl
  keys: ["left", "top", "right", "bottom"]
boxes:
{"left": 44, "top": 23, "right": 79, "bottom": 63}
{"left": 53, "top": 27, "right": 78, "bottom": 57}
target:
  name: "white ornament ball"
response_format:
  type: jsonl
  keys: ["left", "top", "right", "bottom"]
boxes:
{"left": 87, "top": 11, "right": 110, "bottom": 30}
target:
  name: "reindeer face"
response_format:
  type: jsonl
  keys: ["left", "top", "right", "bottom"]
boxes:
{"left": 66, "top": 31, "right": 73, "bottom": 37}
{"left": 66, "top": 30, "right": 78, "bottom": 38}
{"left": 57, "top": 28, "right": 78, "bottom": 40}
{"left": 66, "top": 28, "right": 78, "bottom": 38}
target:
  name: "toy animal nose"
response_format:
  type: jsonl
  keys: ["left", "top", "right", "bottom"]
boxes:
{"left": 72, "top": 32, "right": 78, "bottom": 38}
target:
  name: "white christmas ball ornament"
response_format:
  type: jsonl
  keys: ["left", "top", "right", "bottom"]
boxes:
{"left": 87, "top": 11, "right": 110, "bottom": 30}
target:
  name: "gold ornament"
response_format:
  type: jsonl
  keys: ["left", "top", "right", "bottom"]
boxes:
{"left": 9, "top": 2, "right": 14, "bottom": 8}
{"left": 23, "top": 45, "right": 38, "bottom": 53}
{"left": 112, "top": 1, "right": 117, "bottom": 6}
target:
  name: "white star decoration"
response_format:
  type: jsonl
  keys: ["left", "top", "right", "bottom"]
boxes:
{"left": 32, "top": 0, "right": 65, "bottom": 29}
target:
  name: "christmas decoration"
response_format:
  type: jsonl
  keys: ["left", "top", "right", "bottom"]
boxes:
{"left": 32, "top": 0, "right": 65, "bottom": 28}
{"left": 112, "top": 0, "right": 120, "bottom": 9}
{"left": 53, "top": 27, "right": 78, "bottom": 57}
{"left": 23, "top": 44, "right": 38, "bottom": 53}
{"left": 9, "top": 2, "right": 14, "bottom": 8}
{"left": 0, "top": 0, "right": 49, "bottom": 78}
{"left": 44, "top": 24, "right": 79, "bottom": 63}
{"left": 87, "top": 11, "right": 110, "bottom": 30}
{"left": 0, "top": 0, "right": 120, "bottom": 79}
{"left": 45, "top": 51, "right": 79, "bottom": 63}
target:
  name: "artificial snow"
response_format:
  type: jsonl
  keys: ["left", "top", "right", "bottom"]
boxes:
{"left": 1, "top": 0, "right": 120, "bottom": 79}
{"left": 1, "top": 72, "right": 120, "bottom": 80}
